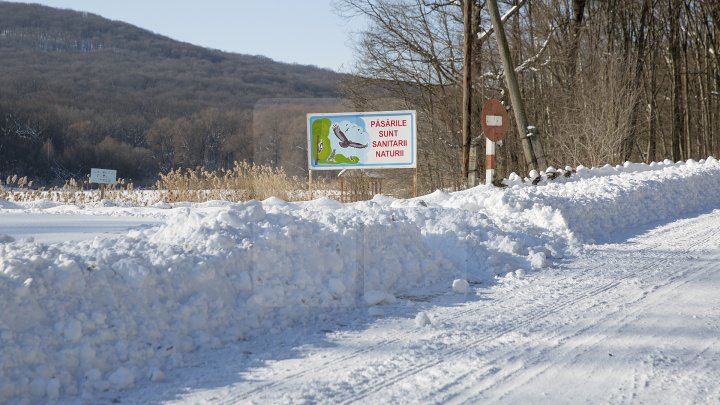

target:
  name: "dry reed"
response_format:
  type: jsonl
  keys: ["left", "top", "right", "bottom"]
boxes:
{"left": 0, "top": 175, "right": 141, "bottom": 205}
{"left": 0, "top": 162, "right": 342, "bottom": 205}
{"left": 155, "top": 161, "right": 300, "bottom": 203}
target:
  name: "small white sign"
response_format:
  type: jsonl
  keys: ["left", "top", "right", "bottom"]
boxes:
{"left": 90, "top": 168, "right": 117, "bottom": 185}
{"left": 485, "top": 115, "right": 503, "bottom": 126}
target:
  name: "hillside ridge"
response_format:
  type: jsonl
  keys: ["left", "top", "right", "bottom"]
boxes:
{"left": 0, "top": 2, "right": 343, "bottom": 182}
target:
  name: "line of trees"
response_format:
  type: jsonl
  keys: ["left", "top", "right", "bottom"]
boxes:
{"left": 0, "top": 2, "right": 341, "bottom": 185}
{"left": 335, "top": 0, "right": 720, "bottom": 192}
{"left": 2, "top": 1, "right": 718, "bottom": 196}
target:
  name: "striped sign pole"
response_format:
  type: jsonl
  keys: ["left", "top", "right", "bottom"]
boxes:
{"left": 485, "top": 138, "right": 496, "bottom": 185}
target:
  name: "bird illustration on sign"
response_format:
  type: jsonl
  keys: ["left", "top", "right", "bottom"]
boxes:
{"left": 311, "top": 118, "right": 368, "bottom": 165}
{"left": 332, "top": 124, "right": 368, "bottom": 149}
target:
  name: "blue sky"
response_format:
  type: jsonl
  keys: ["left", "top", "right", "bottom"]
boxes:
{"left": 14, "top": 0, "right": 360, "bottom": 72}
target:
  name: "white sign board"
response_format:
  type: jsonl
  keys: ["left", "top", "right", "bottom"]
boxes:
{"left": 485, "top": 115, "right": 503, "bottom": 126}
{"left": 307, "top": 110, "right": 417, "bottom": 170}
{"left": 90, "top": 168, "right": 117, "bottom": 185}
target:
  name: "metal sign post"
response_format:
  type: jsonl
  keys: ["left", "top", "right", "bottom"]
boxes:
{"left": 485, "top": 139, "right": 496, "bottom": 185}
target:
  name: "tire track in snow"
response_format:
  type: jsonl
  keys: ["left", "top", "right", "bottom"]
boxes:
{"left": 460, "top": 258, "right": 717, "bottom": 404}
{"left": 340, "top": 214, "right": 720, "bottom": 404}
{"left": 217, "top": 263, "right": 615, "bottom": 404}
{"left": 434, "top": 213, "right": 720, "bottom": 404}
{"left": 622, "top": 252, "right": 720, "bottom": 404}
{"left": 214, "top": 288, "right": 519, "bottom": 403}
{"left": 621, "top": 334, "right": 720, "bottom": 404}
{"left": 340, "top": 279, "right": 638, "bottom": 404}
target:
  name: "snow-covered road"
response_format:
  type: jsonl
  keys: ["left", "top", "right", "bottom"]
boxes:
{"left": 0, "top": 213, "right": 161, "bottom": 243}
{"left": 117, "top": 209, "right": 720, "bottom": 404}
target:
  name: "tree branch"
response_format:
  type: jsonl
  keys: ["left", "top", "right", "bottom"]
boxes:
{"left": 477, "top": 0, "right": 528, "bottom": 44}
{"left": 515, "top": 25, "right": 555, "bottom": 73}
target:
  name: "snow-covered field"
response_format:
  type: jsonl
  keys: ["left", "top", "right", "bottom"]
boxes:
{"left": 1, "top": 158, "right": 719, "bottom": 404}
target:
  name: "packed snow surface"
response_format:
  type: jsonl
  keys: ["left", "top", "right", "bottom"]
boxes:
{"left": 1, "top": 158, "right": 720, "bottom": 403}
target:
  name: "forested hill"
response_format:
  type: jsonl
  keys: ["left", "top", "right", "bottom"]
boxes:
{"left": 0, "top": 2, "right": 343, "bottom": 183}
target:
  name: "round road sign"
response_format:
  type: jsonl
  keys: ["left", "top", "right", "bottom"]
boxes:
{"left": 481, "top": 98, "right": 510, "bottom": 142}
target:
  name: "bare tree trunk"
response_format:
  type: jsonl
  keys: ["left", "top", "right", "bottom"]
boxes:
{"left": 695, "top": 37, "right": 709, "bottom": 158}
{"left": 682, "top": 32, "right": 692, "bottom": 159}
{"left": 715, "top": 73, "right": 720, "bottom": 156}
{"left": 646, "top": 32, "right": 658, "bottom": 163}
{"left": 710, "top": 55, "right": 716, "bottom": 157}
{"left": 567, "top": 0, "right": 587, "bottom": 84}
{"left": 472, "top": 2, "right": 485, "bottom": 179}
{"left": 623, "top": 0, "right": 650, "bottom": 161}
{"left": 646, "top": 83, "right": 657, "bottom": 163}
{"left": 669, "top": 0, "right": 683, "bottom": 161}
{"left": 461, "top": 0, "right": 472, "bottom": 184}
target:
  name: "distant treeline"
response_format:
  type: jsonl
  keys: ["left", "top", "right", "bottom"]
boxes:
{"left": 0, "top": 2, "right": 342, "bottom": 185}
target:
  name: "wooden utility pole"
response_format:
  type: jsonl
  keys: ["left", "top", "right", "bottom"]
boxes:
{"left": 462, "top": 0, "right": 473, "bottom": 185}
{"left": 486, "top": 0, "right": 540, "bottom": 171}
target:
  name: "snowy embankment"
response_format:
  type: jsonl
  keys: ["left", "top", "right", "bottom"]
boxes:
{"left": 1, "top": 158, "right": 719, "bottom": 402}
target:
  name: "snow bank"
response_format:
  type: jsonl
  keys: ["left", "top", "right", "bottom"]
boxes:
{"left": 1, "top": 158, "right": 719, "bottom": 402}
{"left": 512, "top": 158, "right": 720, "bottom": 242}
{"left": 433, "top": 158, "right": 720, "bottom": 243}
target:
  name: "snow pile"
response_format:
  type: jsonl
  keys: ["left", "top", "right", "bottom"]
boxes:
{"left": 414, "top": 311, "right": 432, "bottom": 327}
{"left": 435, "top": 158, "right": 720, "bottom": 243}
{"left": 452, "top": 279, "right": 470, "bottom": 293}
{"left": 1, "top": 158, "right": 720, "bottom": 402}
{"left": 531, "top": 158, "right": 720, "bottom": 242}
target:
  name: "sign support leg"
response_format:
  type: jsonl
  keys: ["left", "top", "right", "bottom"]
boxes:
{"left": 413, "top": 167, "right": 417, "bottom": 198}
{"left": 486, "top": 138, "right": 496, "bottom": 185}
{"left": 308, "top": 170, "right": 313, "bottom": 200}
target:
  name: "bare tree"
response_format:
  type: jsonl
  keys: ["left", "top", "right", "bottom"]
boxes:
{"left": 668, "top": 0, "right": 684, "bottom": 161}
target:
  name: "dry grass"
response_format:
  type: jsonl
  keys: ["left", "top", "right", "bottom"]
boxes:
{"left": 0, "top": 162, "right": 355, "bottom": 205}
{"left": 155, "top": 161, "right": 302, "bottom": 203}
{"left": 0, "top": 175, "right": 141, "bottom": 205}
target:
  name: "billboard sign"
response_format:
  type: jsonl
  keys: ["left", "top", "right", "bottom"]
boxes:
{"left": 307, "top": 110, "right": 416, "bottom": 170}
